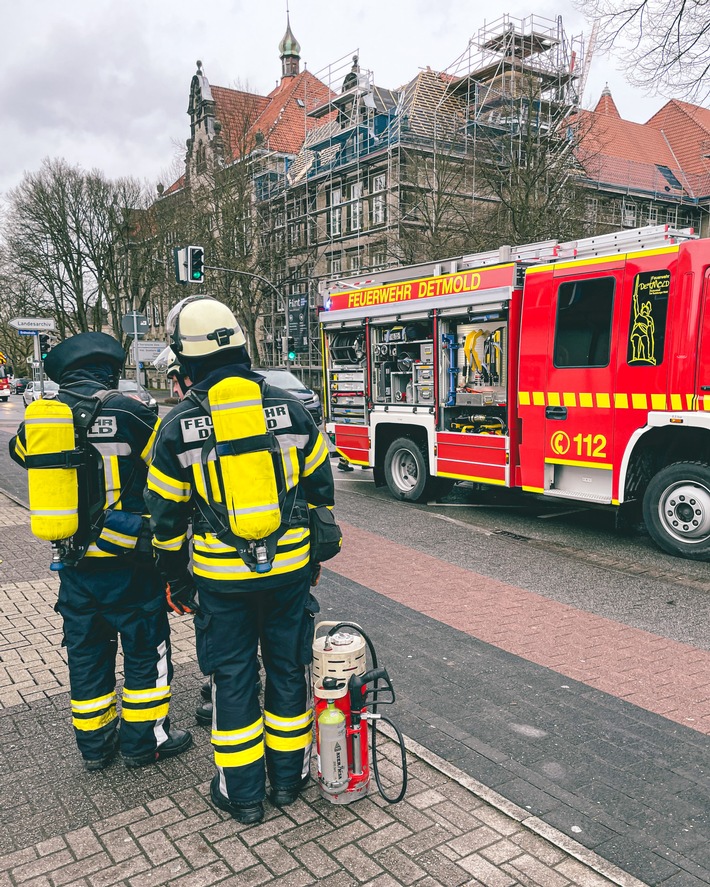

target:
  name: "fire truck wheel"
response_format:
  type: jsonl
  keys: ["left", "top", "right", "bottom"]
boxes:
{"left": 384, "top": 437, "right": 430, "bottom": 502}
{"left": 643, "top": 461, "right": 710, "bottom": 560}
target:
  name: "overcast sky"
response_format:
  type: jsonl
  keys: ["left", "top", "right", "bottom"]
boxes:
{"left": 1, "top": 0, "right": 679, "bottom": 199}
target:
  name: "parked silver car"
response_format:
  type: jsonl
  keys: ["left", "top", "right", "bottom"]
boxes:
{"left": 22, "top": 380, "right": 60, "bottom": 407}
{"left": 254, "top": 368, "right": 322, "bottom": 425}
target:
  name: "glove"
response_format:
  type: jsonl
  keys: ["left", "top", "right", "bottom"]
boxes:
{"left": 310, "top": 563, "right": 322, "bottom": 588}
{"left": 165, "top": 576, "right": 196, "bottom": 615}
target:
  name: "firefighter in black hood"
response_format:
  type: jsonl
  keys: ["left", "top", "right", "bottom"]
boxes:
{"left": 146, "top": 296, "right": 337, "bottom": 824}
{"left": 9, "top": 332, "right": 192, "bottom": 771}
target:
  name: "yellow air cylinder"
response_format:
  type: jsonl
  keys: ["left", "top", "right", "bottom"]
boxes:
{"left": 25, "top": 397, "right": 79, "bottom": 541}
{"left": 209, "top": 376, "right": 281, "bottom": 541}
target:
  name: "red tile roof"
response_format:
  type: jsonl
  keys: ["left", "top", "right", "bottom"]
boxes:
{"left": 575, "top": 89, "right": 690, "bottom": 198}
{"left": 211, "top": 71, "right": 334, "bottom": 162}
{"left": 644, "top": 100, "right": 710, "bottom": 196}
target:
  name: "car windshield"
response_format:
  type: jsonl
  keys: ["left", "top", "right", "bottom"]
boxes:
{"left": 256, "top": 369, "right": 309, "bottom": 392}
{"left": 118, "top": 380, "right": 139, "bottom": 392}
{"left": 38, "top": 382, "right": 59, "bottom": 394}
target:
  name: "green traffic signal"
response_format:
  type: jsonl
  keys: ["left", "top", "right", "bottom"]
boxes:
{"left": 287, "top": 336, "right": 296, "bottom": 361}
{"left": 187, "top": 245, "right": 204, "bottom": 283}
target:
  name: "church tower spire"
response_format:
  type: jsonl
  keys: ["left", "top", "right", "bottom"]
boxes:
{"left": 279, "top": 11, "right": 301, "bottom": 78}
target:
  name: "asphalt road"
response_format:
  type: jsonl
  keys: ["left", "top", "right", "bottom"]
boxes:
{"left": 2, "top": 393, "right": 708, "bottom": 650}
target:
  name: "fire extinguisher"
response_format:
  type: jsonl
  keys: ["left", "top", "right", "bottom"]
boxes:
{"left": 312, "top": 621, "right": 407, "bottom": 805}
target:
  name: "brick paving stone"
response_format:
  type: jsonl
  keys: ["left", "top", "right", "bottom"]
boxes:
{"left": 252, "top": 837, "right": 300, "bottom": 876}
{"left": 50, "top": 852, "right": 114, "bottom": 887}
{"left": 333, "top": 845, "right": 383, "bottom": 883}
{"left": 459, "top": 853, "right": 518, "bottom": 886}
{"left": 373, "top": 846, "right": 427, "bottom": 884}
{"left": 291, "top": 841, "right": 342, "bottom": 879}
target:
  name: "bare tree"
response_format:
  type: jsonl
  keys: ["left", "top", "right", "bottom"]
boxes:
{"left": 473, "top": 78, "right": 591, "bottom": 247}
{"left": 578, "top": 0, "right": 710, "bottom": 103}
{"left": 2, "top": 159, "right": 159, "bottom": 346}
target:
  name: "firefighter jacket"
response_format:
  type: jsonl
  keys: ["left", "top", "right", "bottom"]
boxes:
{"left": 145, "top": 364, "right": 335, "bottom": 592}
{"left": 10, "top": 375, "right": 160, "bottom": 563}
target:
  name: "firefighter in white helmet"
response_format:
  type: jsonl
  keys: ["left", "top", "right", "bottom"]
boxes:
{"left": 146, "top": 295, "right": 338, "bottom": 824}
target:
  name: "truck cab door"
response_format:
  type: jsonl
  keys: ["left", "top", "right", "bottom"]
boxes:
{"left": 542, "top": 268, "right": 622, "bottom": 503}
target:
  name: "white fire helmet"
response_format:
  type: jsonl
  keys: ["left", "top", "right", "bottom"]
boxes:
{"left": 166, "top": 295, "right": 246, "bottom": 359}
{"left": 153, "top": 346, "right": 181, "bottom": 376}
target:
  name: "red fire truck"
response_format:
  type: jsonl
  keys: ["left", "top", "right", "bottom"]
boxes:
{"left": 319, "top": 224, "right": 710, "bottom": 560}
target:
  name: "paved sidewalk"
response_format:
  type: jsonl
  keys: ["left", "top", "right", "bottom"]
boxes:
{"left": 0, "top": 491, "right": 638, "bottom": 887}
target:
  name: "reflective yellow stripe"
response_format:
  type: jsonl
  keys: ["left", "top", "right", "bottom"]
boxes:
{"left": 71, "top": 692, "right": 116, "bottom": 712}
{"left": 264, "top": 709, "right": 313, "bottom": 731}
{"left": 265, "top": 731, "right": 312, "bottom": 751}
{"left": 214, "top": 741, "right": 264, "bottom": 768}
{"left": 73, "top": 706, "right": 117, "bottom": 731}
{"left": 122, "top": 686, "right": 171, "bottom": 702}
{"left": 122, "top": 702, "right": 170, "bottom": 722}
{"left": 303, "top": 434, "right": 328, "bottom": 476}
{"left": 192, "top": 463, "right": 209, "bottom": 502}
{"left": 212, "top": 718, "right": 263, "bottom": 745}
{"left": 193, "top": 544, "right": 310, "bottom": 580}
{"left": 141, "top": 426, "right": 159, "bottom": 464}
{"left": 100, "top": 528, "right": 136, "bottom": 548}
{"left": 147, "top": 465, "right": 191, "bottom": 502}
{"left": 153, "top": 534, "right": 187, "bottom": 552}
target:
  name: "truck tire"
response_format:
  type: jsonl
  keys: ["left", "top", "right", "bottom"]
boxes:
{"left": 384, "top": 437, "right": 430, "bottom": 502}
{"left": 642, "top": 461, "right": 710, "bottom": 559}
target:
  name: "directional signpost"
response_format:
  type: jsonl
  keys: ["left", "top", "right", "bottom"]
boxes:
{"left": 9, "top": 317, "right": 56, "bottom": 333}
{"left": 9, "top": 318, "right": 57, "bottom": 393}
{"left": 121, "top": 313, "right": 151, "bottom": 385}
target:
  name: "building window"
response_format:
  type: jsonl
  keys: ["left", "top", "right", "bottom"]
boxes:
{"left": 648, "top": 205, "right": 658, "bottom": 225}
{"left": 350, "top": 182, "right": 363, "bottom": 231}
{"left": 622, "top": 201, "right": 637, "bottom": 227}
{"left": 554, "top": 277, "right": 615, "bottom": 368}
{"left": 329, "top": 254, "right": 342, "bottom": 276}
{"left": 349, "top": 253, "right": 360, "bottom": 272}
{"left": 666, "top": 206, "right": 678, "bottom": 226}
{"left": 330, "top": 187, "right": 342, "bottom": 236}
{"left": 371, "top": 245, "right": 387, "bottom": 269}
{"left": 585, "top": 197, "right": 598, "bottom": 222}
{"left": 372, "top": 173, "right": 386, "bottom": 225}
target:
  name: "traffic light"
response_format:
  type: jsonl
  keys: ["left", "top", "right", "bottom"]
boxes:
{"left": 187, "top": 245, "right": 205, "bottom": 283}
{"left": 39, "top": 335, "right": 51, "bottom": 360}
{"left": 287, "top": 337, "right": 296, "bottom": 361}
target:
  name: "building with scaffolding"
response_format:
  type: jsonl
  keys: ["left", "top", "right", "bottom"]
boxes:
{"left": 151, "top": 12, "right": 709, "bottom": 385}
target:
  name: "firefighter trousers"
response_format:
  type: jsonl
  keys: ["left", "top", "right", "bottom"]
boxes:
{"left": 194, "top": 572, "right": 314, "bottom": 804}
{"left": 55, "top": 562, "right": 173, "bottom": 763}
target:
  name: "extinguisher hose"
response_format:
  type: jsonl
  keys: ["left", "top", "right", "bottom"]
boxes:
{"left": 326, "top": 623, "right": 408, "bottom": 803}
{"left": 371, "top": 715, "right": 408, "bottom": 804}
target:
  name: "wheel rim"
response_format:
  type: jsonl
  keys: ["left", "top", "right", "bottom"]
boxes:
{"left": 657, "top": 480, "right": 710, "bottom": 544}
{"left": 391, "top": 448, "right": 419, "bottom": 493}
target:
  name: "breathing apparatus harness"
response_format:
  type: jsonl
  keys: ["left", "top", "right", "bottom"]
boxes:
{"left": 316, "top": 621, "right": 407, "bottom": 804}
{"left": 185, "top": 382, "right": 292, "bottom": 574}
{"left": 26, "top": 387, "right": 144, "bottom": 569}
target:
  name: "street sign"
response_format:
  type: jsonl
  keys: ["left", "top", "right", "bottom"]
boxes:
{"left": 287, "top": 294, "right": 309, "bottom": 354}
{"left": 130, "top": 340, "right": 166, "bottom": 365}
{"left": 121, "top": 312, "right": 149, "bottom": 338}
{"left": 9, "top": 317, "right": 55, "bottom": 332}
{"left": 17, "top": 330, "right": 39, "bottom": 336}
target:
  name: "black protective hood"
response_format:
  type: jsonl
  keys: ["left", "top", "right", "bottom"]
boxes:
{"left": 44, "top": 332, "right": 125, "bottom": 384}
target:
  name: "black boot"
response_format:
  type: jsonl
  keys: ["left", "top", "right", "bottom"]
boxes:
{"left": 269, "top": 774, "right": 310, "bottom": 808}
{"left": 123, "top": 728, "right": 193, "bottom": 768}
{"left": 210, "top": 774, "right": 264, "bottom": 824}
{"left": 200, "top": 681, "right": 211, "bottom": 702}
{"left": 196, "top": 701, "right": 212, "bottom": 727}
{"left": 83, "top": 729, "right": 119, "bottom": 772}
